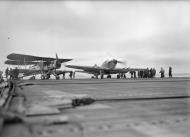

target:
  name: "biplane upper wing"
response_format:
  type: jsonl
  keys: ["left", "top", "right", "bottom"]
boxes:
{"left": 57, "top": 59, "right": 72, "bottom": 63}
{"left": 7, "top": 53, "right": 72, "bottom": 63}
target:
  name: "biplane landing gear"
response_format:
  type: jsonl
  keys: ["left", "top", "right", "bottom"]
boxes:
{"left": 55, "top": 75, "right": 60, "bottom": 80}
{"left": 107, "top": 74, "right": 111, "bottom": 79}
{"left": 46, "top": 74, "right": 50, "bottom": 79}
{"left": 117, "top": 74, "right": 120, "bottom": 79}
{"left": 32, "top": 75, "right": 35, "bottom": 80}
{"left": 29, "top": 75, "right": 35, "bottom": 80}
{"left": 92, "top": 74, "right": 98, "bottom": 79}
{"left": 41, "top": 75, "right": 45, "bottom": 80}
{"left": 95, "top": 75, "right": 98, "bottom": 79}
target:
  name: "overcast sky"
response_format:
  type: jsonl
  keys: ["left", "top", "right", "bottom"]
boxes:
{"left": 0, "top": 1, "right": 190, "bottom": 75}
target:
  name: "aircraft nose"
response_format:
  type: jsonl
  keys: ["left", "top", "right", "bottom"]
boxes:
{"left": 113, "top": 59, "right": 117, "bottom": 64}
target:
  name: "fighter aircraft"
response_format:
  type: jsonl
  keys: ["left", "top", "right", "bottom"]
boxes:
{"left": 66, "top": 59, "right": 146, "bottom": 79}
{"left": 5, "top": 53, "right": 72, "bottom": 80}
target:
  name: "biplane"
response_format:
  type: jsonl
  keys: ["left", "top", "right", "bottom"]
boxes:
{"left": 66, "top": 59, "right": 146, "bottom": 79}
{"left": 5, "top": 53, "right": 72, "bottom": 80}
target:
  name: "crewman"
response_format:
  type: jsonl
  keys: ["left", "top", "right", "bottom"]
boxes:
{"left": 0, "top": 71, "right": 3, "bottom": 83}
{"left": 130, "top": 71, "right": 133, "bottom": 78}
{"left": 14, "top": 67, "right": 19, "bottom": 80}
{"left": 152, "top": 68, "right": 156, "bottom": 78}
{"left": 9, "top": 68, "right": 13, "bottom": 80}
{"left": 139, "top": 70, "right": 143, "bottom": 78}
{"left": 134, "top": 71, "right": 136, "bottom": 78}
{"left": 62, "top": 72, "right": 65, "bottom": 79}
{"left": 138, "top": 71, "right": 140, "bottom": 78}
{"left": 5, "top": 67, "right": 9, "bottom": 79}
{"left": 69, "top": 71, "right": 73, "bottom": 79}
{"left": 149, "top": 68, "right": 153, "bottom": 78}
{"left": 169, "top": 66, "right": 172, "bottom": 78}
{"left": 159, "top": 67, "right": 165, "bottom": 78}
{"left": 117, "top": 74, "right": 120, "bottom": 79}
{"left": 144, "top": 68, "right": 149, "bottom": 78}
{"left": 73, "top": 71, "right": 75, "bottom": 79}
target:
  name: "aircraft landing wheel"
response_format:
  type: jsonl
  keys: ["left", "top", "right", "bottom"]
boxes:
{"left": 107, "top": 74, "right": 111, "bottom": 79}
{"left": 46, "top": 75, "right": 50, "bottom": 79}
{"left": 41, "top": 75, "right": 45, "bottom": 80}
{"left": 93, "top": 75, "right": 98, "bottom": 79}
{"left": 56, "top": 75, "right": 60, "bottom": 80}
{"left": 32, "top": 76, "right": 35, "bottom": 80}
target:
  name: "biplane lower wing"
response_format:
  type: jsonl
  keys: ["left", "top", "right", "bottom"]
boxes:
{"left": 18, "top": 69, "right": 71, "bottom": 77}
{"left": 5, "top": 60, "right": 39, "bottom": 65}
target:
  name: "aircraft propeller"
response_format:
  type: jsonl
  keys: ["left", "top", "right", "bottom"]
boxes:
{"left": 54, "top": 53, "right": 61, "bottom": 69}
{"left": 111, "top": 59, "right": 127, "bottom": 66}
{"left": 117, "top": 60, "right": 127, "bottom": 65}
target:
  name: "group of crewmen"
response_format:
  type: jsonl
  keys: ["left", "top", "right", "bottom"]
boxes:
{"left": 137, "top": 68, "right": 156, "bottom": 78}
{"left": 117, "top": 68, "right": 156, "bottom": 79}
{"left": 4, "top": 67, "right": 20, "bottom": 80}
{"left": 4, "top": 67, "right": 76, "bottom": 80}
{"left": 0, "top": 66, "right": 173, "bottom": 81}
{"left": 62, "top": 71, "right": 75, "bottom": 79}
{"left": 118, "top": 67, "right": 172, "bottom": 79}
{"left": 159, "top": 66, "right": 172, "bottom": 78}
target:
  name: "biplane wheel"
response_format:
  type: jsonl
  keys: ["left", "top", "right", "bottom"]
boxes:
{"left": 41, "top": 75, "right": 45, "bottom": 80}
{"left": 56, "top": 75, "right": 60, "bottom": 80}
{"left": 46, "top": 75, "right": 50, "bottom": 79}
{"left": 107, "top": 75, "right": 111, "bottom": 78}
{"left": 31, "top": 76, "right": 35, "bottom": 80}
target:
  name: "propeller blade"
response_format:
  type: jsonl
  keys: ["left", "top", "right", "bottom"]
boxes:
{"left": 55, "top": 53, "right": 61, "bottom": 68}
{"left": 56, "top": 53, "right": 58, "bottom": 60}
{"left": 117, "top": 60, "right": 127, "bottom": 65}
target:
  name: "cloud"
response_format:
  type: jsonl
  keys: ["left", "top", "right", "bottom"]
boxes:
{"left": 0, "top": 1, "right": 190, "bottom": 74}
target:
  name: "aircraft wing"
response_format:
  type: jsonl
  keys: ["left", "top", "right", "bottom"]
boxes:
{"left": 66, "top": 65, "right": 103, "bottom": 74}
{"left": 127, "top": 68, "right": 147, "bottom": 72}
{"left": 107, "top": 68, "right": 130, "bottom": 74}
{"left": 7, "top": 53, "right": 72, "bottom": 63}
{"left": 66, "top": 65, "right": 128, "bottom": 74}
{"left": 18, "top": 69, "right": 42, "bottom": 76}
{"left": 55, "top": 70, "right": 72, "bottom": 75}
{"left": 5, "top": 60, "right": 39, "bottom": 65}
{"left": 66, "top": 65, "right": 147, "bottom": 75}
{"left": 102, "top": 68, "right": 146, "bottom": 74}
